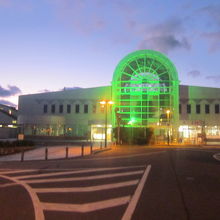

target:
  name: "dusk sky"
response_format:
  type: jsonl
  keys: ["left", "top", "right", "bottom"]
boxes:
{"left": 0, "top": 0, "right": 220, "bottom": 107}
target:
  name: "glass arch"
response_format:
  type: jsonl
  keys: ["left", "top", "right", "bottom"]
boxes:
{"left": 112, "top": 50, "right": 179, "bottom": 130}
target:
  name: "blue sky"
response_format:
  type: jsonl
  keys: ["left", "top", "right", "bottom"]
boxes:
{"left": 0, "top": 0, "right": 220, "bottom": 107}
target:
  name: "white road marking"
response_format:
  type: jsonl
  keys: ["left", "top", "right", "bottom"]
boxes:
{"left": 34, "top": 179, "right": 139, "bottom": 193}
{"left": 0, "top": 183, "right": 18, "bottom": 188}
{"left": 26, "top": 170, "right": 144, "bottom": 184}
{"left": 18, "top": 165, "right": 145, "bottom": 180}
{"left": 122, "top": 165, "right": 151, "bottom": 220}
{"left": 42, "top": 196, "right": 131, "bottom": 213}
{"left": 0, "top": 169, "right": 36, "bottom": 174}
{"left": 0, "top": 164, "right": 150, "bottom": 218}
{"left": 0, "top": 174, "right": 45, "bottom": 220}
{"left": 213, "top": 153, "right": 220, "bottom": 161}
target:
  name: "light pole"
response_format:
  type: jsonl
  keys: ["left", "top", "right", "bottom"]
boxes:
{"left": 100, "top": 100, "right": 113, "bottom": 147}
{"left": 166, "top": 109, "right": 170, "bottom": 145}
{"left": 115, "top": 107, "right": 121, "bottom": 145}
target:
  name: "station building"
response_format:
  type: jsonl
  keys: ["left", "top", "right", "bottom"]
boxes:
{"left": 18, "top": 50, "right": 220, "bottom": 144}
{"left": 0, "top": 104, "right": 17, "bottom": 139}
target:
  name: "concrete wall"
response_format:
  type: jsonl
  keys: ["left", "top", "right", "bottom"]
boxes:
{"left": 18, "top": 84, "right": 220, "bottom": 139}
{"left": 179, "top": 85, "right": 220, "bottom": 126}
{"left": 18, "top": 86, "right": 112, "bottom": 137}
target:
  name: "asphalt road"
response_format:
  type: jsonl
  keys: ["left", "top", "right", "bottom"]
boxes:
{"left": 0, "top": 146, "right": 219, "bottom": 220}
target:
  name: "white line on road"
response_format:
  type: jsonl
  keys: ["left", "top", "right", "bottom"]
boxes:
{"left": 0, "top": 183, "right": 18, "bottom": 188}
{"left": 42, "top": 196, "right": 131, "bottom": 213}
{"left": 26, "top": 170, "right": 144, "bottom": 184}
{"left": 213, "top": 153, "right": 220, "bottom": 161}
{"left": 0, "top": 174, "right": 45, "bottom": 220}
{"left": 0, "top": 169, "right": 36, "bottom": 174}
{"left": 17, "top": 165, "right": 145, "bottom": 180}
{"left": 122, "top": 164, "right": 151, "bottom": 220}
{"left": 33, "top": 179, "right": 139, "bottom": 193}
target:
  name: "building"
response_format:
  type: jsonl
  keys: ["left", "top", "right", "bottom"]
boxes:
{"left": 0, "top": 104, "right": 18, "bottom": 139}
{"left": 18, "top": 50, "right": 220, "bottom": 144}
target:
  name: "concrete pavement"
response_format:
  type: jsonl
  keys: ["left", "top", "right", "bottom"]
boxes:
{"left": 0, "top": 144, "right": 110, "bottom": 162}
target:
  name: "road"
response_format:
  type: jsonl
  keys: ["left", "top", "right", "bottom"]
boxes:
{"left": 0, "top": 146, "right": 219, "bottom": 220}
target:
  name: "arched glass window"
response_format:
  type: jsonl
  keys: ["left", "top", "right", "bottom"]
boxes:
{"left": 112, "top": 50, "right": 179, "bottom": 129}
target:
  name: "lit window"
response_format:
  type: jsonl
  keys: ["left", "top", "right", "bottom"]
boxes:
{"left": 100, "top": 105, "right": 105, "bottom": 113}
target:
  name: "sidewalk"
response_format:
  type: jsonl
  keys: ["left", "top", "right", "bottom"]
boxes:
{"left": 0, "top": 144, "right": 110, "bottom": 162}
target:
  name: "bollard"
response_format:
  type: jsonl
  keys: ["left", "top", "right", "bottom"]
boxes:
{"left": 81, "top": 144, "right": 84, "bottom": 157}
{"left": 45, "top": 147, "right": 48, "bottom": 160}
{"left": 21, "top": 150, "right": 24, "bottom": 162}
{"left": 65, "top": 146, "right": 69, "bottom": 159}
{"left": 90, "top": 143, "right": 93, "bottom": 154}
{"left": 100, "top": 142, "right": 102, "bottom": 149}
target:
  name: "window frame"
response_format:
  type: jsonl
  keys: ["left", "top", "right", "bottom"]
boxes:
{"left": 196, "top": 104, "right": 200, "bottom": 114}
{"left": 67, "top": 104, "right": 71, "bottom": 114}
{"left": 75, "top": 104, "right": 80, "bottom": 113}
{"left": 186, "top": 104, "right": 191, "bottom": 114}
{"left": 205, "top": 104, "right": 210, "bottom": 114}
{"left": 51, "top": 104, "right": 56, "bottom": 114}
{"left": 84, "top": 104, "right": 88, "bottom": 113}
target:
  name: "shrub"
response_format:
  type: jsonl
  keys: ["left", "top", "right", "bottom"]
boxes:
{"left": 113, "top": 127, "right": 154, "bottom": 145}
{"left": 0, "top": 140, "right": 34, "bottom": 148}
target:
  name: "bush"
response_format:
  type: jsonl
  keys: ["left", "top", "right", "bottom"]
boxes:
{"left": 0, "top": 140, "right": 34, "bottom": 148}
{"left": 113, "top": 127, "right": 154, "bottom": 145}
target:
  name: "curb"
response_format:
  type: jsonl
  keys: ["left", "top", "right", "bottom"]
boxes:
{"left": 92, "top": 147, "right": 112, "bottom": 155}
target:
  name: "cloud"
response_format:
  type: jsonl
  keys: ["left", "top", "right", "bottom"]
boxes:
{"left": 47, "top": 0, "right": 106, "bottom": 34}
{"left": 188, "top": 70, "right": 201, "bottom": 78}
{"left": 200, "top": 4, "right": 220, "bottom": 26}
{"left": 0, "top": 99, "right": 16, "bottom": 107}
{"left": 206, "top": 75, "right": 220, "bottom": 82}
{"left": 0, "top": 85, "right": 21, "bottom": 97}
{"left": 203, "top": 32, "right": 220, "bottom": 52}
{"left": 199, "top": 4, "right": 220, "bottom": 52}
{"left": 138, "top": 18, "right": 191, "bottom": 54}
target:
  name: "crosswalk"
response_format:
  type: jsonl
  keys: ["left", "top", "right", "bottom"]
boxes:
{"left": 0, "top": 165, "right": 151, "bottom": 220}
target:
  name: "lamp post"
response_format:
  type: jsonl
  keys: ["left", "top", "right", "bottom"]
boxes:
{"left": 166, "top": 109, "right": 170, "bottom": 145}
{"left": 115, "top": 107, "right": 121, "bottom": 145}
{"left": 100, "top": 100, "right": 113, "bottom": 147}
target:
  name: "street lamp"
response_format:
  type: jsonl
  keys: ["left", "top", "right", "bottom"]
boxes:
{"left": 166, "top": 109, "right": 171, "bottom": 145}
{"left": 100, "top": 100, "right": 113, "bottom": 147}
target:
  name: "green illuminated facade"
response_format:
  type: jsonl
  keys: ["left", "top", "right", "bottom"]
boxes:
{"left": 112, "top": 50, "right": 179, "bottom": 138}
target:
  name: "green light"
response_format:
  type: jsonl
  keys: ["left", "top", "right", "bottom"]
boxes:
{"left": 128, "top": 117, "right": 136, "bottom": 125}
{"left": 112, "top": 49, "right": 179, "bottom": 130}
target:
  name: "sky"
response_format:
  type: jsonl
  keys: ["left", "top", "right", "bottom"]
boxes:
{"left": 0, "top": 0, "right": 220, "bottom": 107}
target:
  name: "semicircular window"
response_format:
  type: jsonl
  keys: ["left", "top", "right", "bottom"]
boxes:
{"left": 112, "top": 50, "right": 179, "bottom": 128}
